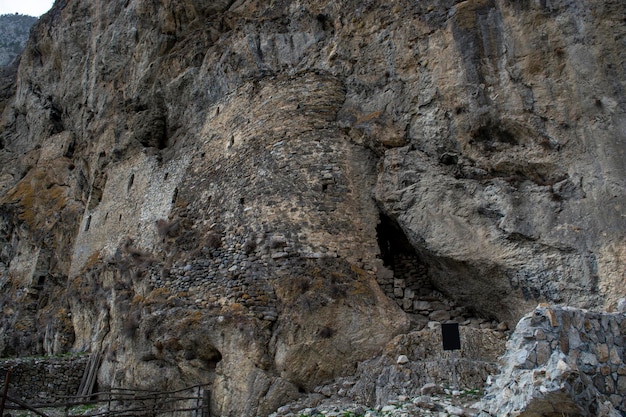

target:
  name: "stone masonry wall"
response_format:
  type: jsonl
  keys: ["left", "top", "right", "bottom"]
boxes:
{"left": 481, "top": 305, "right": 626, "bottom": 416}
{"left": 376, "top": 250, "right": 506, "bottom": 332}
{"left": 0, "top": 355, "right": 88, "bottom": 404}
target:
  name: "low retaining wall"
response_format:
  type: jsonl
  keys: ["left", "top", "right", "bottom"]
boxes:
{"left": 0, "top": 354, "right": 89, "bottom": 404}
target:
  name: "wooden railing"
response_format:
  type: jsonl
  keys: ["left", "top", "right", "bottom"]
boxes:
{"left": 1, "top": 384, "right": 211, "bottom": 417}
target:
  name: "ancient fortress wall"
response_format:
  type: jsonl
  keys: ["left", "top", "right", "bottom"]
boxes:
{"left": 0, "top": 355, "right": 88, "bottom": 404}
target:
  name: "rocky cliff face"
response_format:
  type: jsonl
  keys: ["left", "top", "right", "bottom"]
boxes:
{"left": 0, "top": 14, "right": 38, "bottom": 67}
{"left": 0, "top": 0, "right": 623, "bottom": 415}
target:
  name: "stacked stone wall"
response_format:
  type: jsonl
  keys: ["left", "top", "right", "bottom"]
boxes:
{"left": 376, "top": 251, "right": 505, "bottom": 331}
{"left": 129, "top": 72, "right": 384, "bottom": 322}
{"left": 481, "top": 306, "right": 626, "bottom": 415}
{"left": 377, "top": 253, "right": 431, "bottom": 307}
{"left": 0, "top": 355, "right": 88, "bottom": 404}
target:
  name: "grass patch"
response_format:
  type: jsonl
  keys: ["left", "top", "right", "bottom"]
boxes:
{"left": 69, "top": 403, "right": 98, "bottom": 414}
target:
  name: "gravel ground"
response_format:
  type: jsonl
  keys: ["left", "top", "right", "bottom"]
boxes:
{"left": 269, "top": 384, "right": 486, "bottom": 417}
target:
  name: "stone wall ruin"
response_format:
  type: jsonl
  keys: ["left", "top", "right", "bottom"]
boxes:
{"left": 480, "top": 305, "right": 626, "bottom": 416}
{"left": 0, "top": 355, "right": 88, "bottom": 404}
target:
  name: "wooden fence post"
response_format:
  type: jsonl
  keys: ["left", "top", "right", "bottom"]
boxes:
{"left": 203, "top": 389, "right": 211, "bottom": 417}
{"left": 0, "top": 369, "right": 11, "bottom": 417}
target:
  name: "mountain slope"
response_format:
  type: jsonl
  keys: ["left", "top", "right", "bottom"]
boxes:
{"left": 0, "top": 14, "right": 38, "bottom": 66}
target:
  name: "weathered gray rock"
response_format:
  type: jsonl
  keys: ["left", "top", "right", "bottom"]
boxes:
{"left": 421, "top": 383, "right": 444, "bottom": 396}
{"left": 0, "top": 14, "right": 38, "bottom": 67}
{"left": 414, "top": 395, "right": 437, "bottom": 409}
{"left": 396, "top": 355, "right": 410, "bottom": 365}
{"left": 429, "top": 310, "right": 451, "bottom": 322}
{"left": 0, "top": 0, "right": 623, "bottom": 416}
{"left": 346, "top": 327, "right": 505, "bottom": 406}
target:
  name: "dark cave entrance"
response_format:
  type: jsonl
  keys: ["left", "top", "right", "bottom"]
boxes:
{"left": 375, "top": 213, "right": 433, "bottom": 305}
{"left": 377, "top": 213, "right": 424, "bottom": 271}
{"left": 374, "top": 212, "right": 492, "bottom": 329}
{"left": 205, "top": 346, "right": 223, "bottom": 373}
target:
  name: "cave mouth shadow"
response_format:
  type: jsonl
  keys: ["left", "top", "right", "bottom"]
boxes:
{"left": 376, "top": 213, "right": 421, "bottom": 270}
{"left": 375, "top": 212, "right": 435, "bottom": 300}
{"left": 374, "top": 212, "right": 496, "bottom": 326}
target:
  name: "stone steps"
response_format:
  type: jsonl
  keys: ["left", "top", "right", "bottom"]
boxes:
{"left": 377, "top": 253, "right": 508, "bottom": 333}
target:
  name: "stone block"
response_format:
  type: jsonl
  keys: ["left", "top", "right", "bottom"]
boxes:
{"left": 430, "top": 301, "right": 449, "bottom": 311}
{"left": 559, "top": 331, "right": 570, "bottom": 354}
{"left": 609, "top": 394, "right": 623, "bottom": 408}
{"left": 597, "top": 344, "right": 610, "bottom": 363}
{"left": 605, "top": 376, "right": 615, "bottom": 393}
{"left": 413, "top": 395, "right": 436, "bottom": 409}
{"left": 568, "top": 328, "right": 583, "bottom": 351}
{"left": 394, "top": 278, "right": 406, "bottom": 289}
{"left": 545, "top": 308, "right": 558, "bottom": 327}
{"left": 535, "top": 341, "right": 551, "bottom": 365}
{"left": 610, "top": 347, "right": 622, "bottom": 365}
{"left": 444, "top": 404, "right": 464, "bottom": 416}
{"left": 429, "top": 310, "right": 451, "bottom": 322}
{"left": 413, "top": 300, "right": 432, "bottom": 311}
{"left": 580, "top": 351, "right": 599, "bottom": 367}
{"left": 427, "top": 321, "right": 441, "bottom": 329}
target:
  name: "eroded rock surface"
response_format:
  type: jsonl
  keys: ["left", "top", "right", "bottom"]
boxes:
{"left": 0, "top": 0, "right": 623, "bottom": 415}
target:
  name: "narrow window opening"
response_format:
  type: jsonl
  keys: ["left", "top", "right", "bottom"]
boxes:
{"left": 84, "top": 215, "right": 91, "bottom": 231}
{"left": 205, "top": 346, "right": 223, "bottom": 372}
{"left": 64, "top": 140, "right": 76, "bottom": 158}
